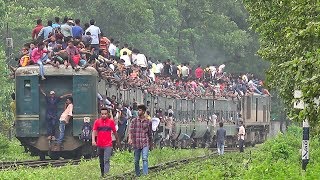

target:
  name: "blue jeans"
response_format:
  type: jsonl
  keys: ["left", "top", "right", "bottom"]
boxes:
{"left": 37, "top": 53, "right": 49, "bottom": 77}
{"left": 134, "top": 146, "right": 149, "bottom": 176}
{"left": 98, "top": 147, "right": 113, "bottom": 176}
{"left": 217, "top": 142, "right": 224, "bottom": 155}
{"left": 46, "top": 114, "right": 58, "bottom": 136}
{"left": 57, "top": 121, "right": 65, "bottom": 144}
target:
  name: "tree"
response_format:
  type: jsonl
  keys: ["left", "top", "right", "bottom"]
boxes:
{"left": 0, "top": 50, "right": 14, "bottom": 135}
{"left": 243, "top": 0, "right": 320, "bottom": 133}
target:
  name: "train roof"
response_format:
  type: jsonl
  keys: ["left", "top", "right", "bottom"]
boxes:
{"left": 15, "top": 65, "right": 98, "bottom": 76}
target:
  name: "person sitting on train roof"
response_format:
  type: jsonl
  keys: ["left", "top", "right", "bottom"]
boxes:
{"left": 30, "top": 41, "right": 56, "bottom": 80}
{"left": 20, "top": 47, "right": 31, "bottom": 67}
{"left": 40, "top": 88, "right": 72, "bottom": 141}
{"left": 65, "top": 40, "right": 81, "bottom": 71}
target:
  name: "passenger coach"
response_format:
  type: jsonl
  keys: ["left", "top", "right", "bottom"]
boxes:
{"left": 15, "top": 66, "right": 98, "bottom": 159}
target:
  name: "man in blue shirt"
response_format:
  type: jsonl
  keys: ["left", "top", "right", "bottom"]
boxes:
{"left": 72, "top": 19, "right": 83, "bottom": 39}
{"left": 38, "top": 20, "right": 53, "bottom": 40}
{"left": 40, "top": 88, "right": 71, "bottom": 140}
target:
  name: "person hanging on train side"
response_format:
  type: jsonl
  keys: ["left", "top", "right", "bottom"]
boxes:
{"left": 57, "top": 97, "right": 74, "bottom": 145}
{"left": 40, "top": 88, "right": 72, "bottom": 141}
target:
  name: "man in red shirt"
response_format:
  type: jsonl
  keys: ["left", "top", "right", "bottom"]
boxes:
{"left": 128, "top": 104, "right": 153, "bottom": 177}
{"left": 92, "top": 107, "right": 120, "bottom": 178}
{"left": 195, "top": 64, "right": 204, "bottom": 79}
{"left": 32, "top": 19, "right": 43, "bottom": 40}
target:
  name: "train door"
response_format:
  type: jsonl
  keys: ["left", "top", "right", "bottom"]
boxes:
{"left": 39, "top": 76, "right": 73, "bottom": 136}
{"left": 15, "top": 76, "right": 40, "bottom": 137}
{"left": 72, "top": 75, "right": 98, "bottom": 136}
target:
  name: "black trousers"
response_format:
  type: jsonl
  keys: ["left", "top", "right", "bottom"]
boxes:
{"left": 239, "top": 139, "right": 244, "bottom": 152}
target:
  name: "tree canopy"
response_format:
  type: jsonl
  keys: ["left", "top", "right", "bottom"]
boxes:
{"left": 244, "top": 0, "right": 320, "bottom": 131}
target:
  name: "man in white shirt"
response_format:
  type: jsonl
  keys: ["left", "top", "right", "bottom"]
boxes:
{"left": 108, "top": 38, "right": 117, "bottom": 59}
{"left": 132, "top": 49, "right": 148, "bottom": 72}
{"left": 85, "top": 19, "right": 101, "bottom": 55}
{"left": 120, "top": 51, "right": 131, "bottom": 67}
{"left": 156, "top": 61, "right": 163, "bottom": 75}
{"left": 181, "top": 63, "right": 189, "bottom": 78}
{"left": 238, "top": 121, "right": 245, "bottom": 152}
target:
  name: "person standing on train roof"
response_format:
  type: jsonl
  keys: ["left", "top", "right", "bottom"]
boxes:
{"left": 31, "top": 19, "right": 43, "bottom": 40}
{"left": 238, "top": 121, "right": 246, "bottom": 152}
{"left": 85, "top": 19, "right": 101, "bottom": 55}
{"left": 92, "top": 107, "right": 120, "bottom": 178}
{"left": 57, "top": 97, "right": 74, "bottom": 145}
{"left": 216, "top": 122, "right": 226, "bottom": 155}
{"left": 128, "top": 104, "right": 153, "bottom": 177}
{"left": 40, "top": 88, "right": 72, "bottom": 140}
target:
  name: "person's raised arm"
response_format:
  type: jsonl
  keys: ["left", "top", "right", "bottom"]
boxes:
{"left": 60, "top": 93, "right": 72, "bottom": 99}
{"left": 40, "top": 86, "right": 46, "bottom": 96}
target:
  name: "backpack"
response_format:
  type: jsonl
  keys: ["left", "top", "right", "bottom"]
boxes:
{"left": 80, "top": 122, "right": 92, "bottom": 141}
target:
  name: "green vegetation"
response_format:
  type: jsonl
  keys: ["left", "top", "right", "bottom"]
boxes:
{"left": 2, "top": 127, "right": 319, "bottom": 179}
{"left": 0, "top": 148, "right": 209, "bottom": 179}
{"left": 0, "top": 137, "right": 37, "bottom": 161}
{"left": 243, "top": 0, "right": 320, "bottom": 131}
{"left": 0, "top": 51, "right": 14, "bottom": 135}
{"left": 140, "top": 126, "right": 320, "bottom": 179}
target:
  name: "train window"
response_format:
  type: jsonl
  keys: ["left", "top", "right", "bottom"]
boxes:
{"left": 24, "top": 80, "right": 31, "bottom": 97}
{"left": 255, "top": 98, "right": 258, "bottom": 122}
{"left": 246, "top": 96, "right": 251, "bottom": 119}
{"left": 263, "top": 105, "right": 266, "bottom": 122}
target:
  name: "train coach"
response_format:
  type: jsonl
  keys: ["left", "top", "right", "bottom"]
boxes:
{"left": 15, "top": 66, "right": 98, "bottom": 160}
{"left": 15, "top": 66, "right": 271, "bottom": 159}
{"left": 101, "top": 84, "right": 271, "bottom": 148}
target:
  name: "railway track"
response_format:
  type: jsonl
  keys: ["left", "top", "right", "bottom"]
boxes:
{"left": 0, "top": 159, "right": 82, "bottom": 170}
{"left": 110, "top": 148, "right": 238, "bottom": 179}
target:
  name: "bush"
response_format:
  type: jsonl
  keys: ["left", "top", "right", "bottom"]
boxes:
{"left": 0, "top": 133, "right": 9, "bottom": 154}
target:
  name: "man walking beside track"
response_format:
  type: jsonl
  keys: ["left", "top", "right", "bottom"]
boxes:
{"left": 128, "top": 104, "right": 153, "bottom": 177}
{"left": 238, "top": 121, "right": 246, "bottom": 152}
{"left": 92, "top": 107, "right": 120, "bottom": 178}
{"left": 216, "top": 122, "right": 226, "bottom": 155}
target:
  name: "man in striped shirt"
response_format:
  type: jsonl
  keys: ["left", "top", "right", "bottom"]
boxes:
{"left": 128, "top": 104, "right": 153, "bottom": 177}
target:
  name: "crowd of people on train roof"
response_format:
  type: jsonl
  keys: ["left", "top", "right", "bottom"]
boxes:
{"left": 13, "top": 16, "right": 271, "bottom": 99}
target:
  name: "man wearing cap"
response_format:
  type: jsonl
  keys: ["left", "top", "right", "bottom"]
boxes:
{"left": 40, "top": 88, "right": 72, "bottom": 140}
{"left": 128, "top": 104, "right": 153, "bottom": 177}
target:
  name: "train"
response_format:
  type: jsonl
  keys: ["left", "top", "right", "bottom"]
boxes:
{"left": 15, "top": 65, "right": 271, "bottom": 159}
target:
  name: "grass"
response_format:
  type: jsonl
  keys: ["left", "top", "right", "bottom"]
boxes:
{"left": 0, "top": 147, "right": 210, "bottom": 179}
{"left": 0, "top": 139, "right": 37, "bottom": 161}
